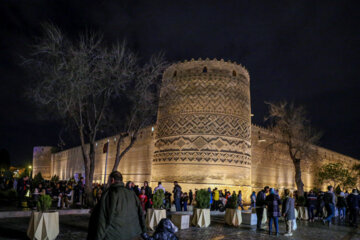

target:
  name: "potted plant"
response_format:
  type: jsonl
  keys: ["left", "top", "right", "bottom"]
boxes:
{"left": 191, "top": 189, "right": 211, "bottom": 228}
{"left": 224, "top": 193, "right": 242, "bottom": 226}
{"left": 146, "top": 189, "right": 166, "bottom": 231}
{"left": 27, "top": 195, "right": 59, "bottom": 240}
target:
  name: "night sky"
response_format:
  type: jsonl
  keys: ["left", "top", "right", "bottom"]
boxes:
{"left": 1, "top": 1, "right": 359, "bottom": 166}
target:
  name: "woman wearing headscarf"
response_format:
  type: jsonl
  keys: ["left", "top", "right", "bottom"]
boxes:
{"left": 265, "top": 188, "right": 282, "bottom": 235}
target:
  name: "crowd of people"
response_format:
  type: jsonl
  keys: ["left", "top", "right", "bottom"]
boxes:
{"left": 0, "top": 174, "right": 87, "bottom": 209}
{"left": 1, "top": 172, "right": 359, "bottom": 238}
{"left": 254, "top": 185, "right": 360, "bottom": 236}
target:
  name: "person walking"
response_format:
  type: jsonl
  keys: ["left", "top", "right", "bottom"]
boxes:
{"left": 173, "top": 181, "right": 182, "bottom": 211}
{"left": 256, "top": 186, "right": 270, "bottom": 230}
{"left": 323, "top": 185, "right": 336, "bottom": 226}
{"left": 266, "top": 188, "right": 282, "bottom": 236}
{"left": 250, "top": 191, "right": 256, "bottom": 210}
{"left": 282, "top": 189, "right": 295, "bottom": 237}
{"left": 237, "top": 190, "right": 244, "bottom": 210}
{"left": 337, "top": 192, "right": 347, "bottom": 220}
{"left": 347, "top": 189, "right": 359, "bottom": 228}
{"left": 88, "top": 171, "right": 146, "bottom": 240}
{"left": 307, "top": 190, "right": 317, "bottom": 222}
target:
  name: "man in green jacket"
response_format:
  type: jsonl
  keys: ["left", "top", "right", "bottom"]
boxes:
{"left": 88, "top": 171, "right": 146, "bottom": 240}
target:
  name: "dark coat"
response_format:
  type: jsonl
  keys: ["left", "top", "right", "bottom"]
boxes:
{"left": 306, "top": 193, "right": 317, "bottom": 207}
{"left": 89, "top": 182, "right": 146, "bottom": 240}
{"left": 337, "top": 196, "right": 347, "bottom": 208}
{"left": 266, "top": 193, "right": 282, "bottom": 217}
{"left": 347, "top": 193, "right": 360, "bottom": 209}
{"left": 256, "top": 190, "right": 267, "bottom": 207}
{"left": 173, "top": 185, "right": 182, "bottom": 200}
{"left": 282, "top": 197, "right": 295, "bottom": 220}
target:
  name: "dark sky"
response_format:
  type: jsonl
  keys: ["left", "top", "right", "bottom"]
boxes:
{"left": 1, "top": 0, "right": 359, "bottom": 166}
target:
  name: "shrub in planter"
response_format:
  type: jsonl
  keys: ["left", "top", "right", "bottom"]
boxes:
{"left": 146, "top": 189, "right": 166, "bottom": 231}
{"left": 226, "top": 193, "right": 238, "bottom": 209}
{"left": 192, "top": 189, "right": 211, "bottom": 227}
{"left": 195, "top": 189, "right": 210, "bottom": 209}
{"left": 152, "top": 189, "right": 165, "bottom": 209}
{"left": 225, "top": 193, "right": 242, "bottom": 226}
{"left": 28, "top": 194, "right": 59, "bottom": 240}
{"left": 37, "top": 194, "right": 52, "bottom": 212}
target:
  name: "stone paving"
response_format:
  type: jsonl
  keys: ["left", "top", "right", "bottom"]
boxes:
{"left": 0, "top": 214, "right": 359, "bottom": 240}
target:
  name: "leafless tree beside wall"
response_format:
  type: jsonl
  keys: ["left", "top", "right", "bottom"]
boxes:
{"left": 25, "top": 23, "right": 167, "bottom": 205}
{"left": 109, "top": 54, "right": 168, "bottom": 185}
{"left": 265, "top": 101, "right": 321, "bottom": 196}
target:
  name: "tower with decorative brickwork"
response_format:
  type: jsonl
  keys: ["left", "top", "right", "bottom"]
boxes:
{"left": 151, "top": 58, "right": 252, "bottom": 193}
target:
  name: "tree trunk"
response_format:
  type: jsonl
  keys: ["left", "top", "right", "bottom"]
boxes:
{"left": 80, "top": 144, "right": 94, "bottom": 208}
{"left": 293, "top": 158, "right": 304, "bottom": 196}
{"left": 86, "top": 141, "right": 96, "bottom": 207}
{"left": 106, "top": 135, "right": 136, "bottom": 186}
{"left": 79, "top": 128, "right": 95, "bottom": 208}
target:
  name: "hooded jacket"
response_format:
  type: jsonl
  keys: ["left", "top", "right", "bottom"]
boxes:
{"left": 89, "top": 182, "right": 146, "bottom": 240}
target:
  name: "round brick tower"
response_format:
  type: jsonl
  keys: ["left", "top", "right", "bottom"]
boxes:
{"left": 151, "top": 58, "right": 251, "bottom": 194}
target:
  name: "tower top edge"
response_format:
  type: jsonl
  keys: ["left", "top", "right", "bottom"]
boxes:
{"left": 164, "top": 58, "right": 250, "bottom": 80}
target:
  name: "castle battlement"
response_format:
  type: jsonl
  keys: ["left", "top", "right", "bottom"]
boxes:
{"left": 163, "top": 58, "right": 250, "bottom": 82}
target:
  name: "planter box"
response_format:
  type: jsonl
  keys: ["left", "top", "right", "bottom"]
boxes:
{"left": 170, "top": 204, "right": 176, "bottom": 212}
{"left": 242, "top": 209, "right": 267, "bottom": 225}
{"left": 146, "top": 209, "right": 167, "bottom": 231}
{"left": 192, "top": 208, "right": 210, "bottom": 228}
{"left": 171, "top": 214, "right": 190, "bottom": 229}
{"left": 242, "top": 211, "right": 257, "bottom": 225}
{"left": 27, "top": 211, "right": 59, "bottom": 240}
{"left": 224, "top": 208, "right": 242, "bottom": 227}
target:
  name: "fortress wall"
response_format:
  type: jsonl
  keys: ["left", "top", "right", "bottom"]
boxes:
{"left": 251, "top": 125, "right": 359, "bottom": 194}
{"left": 49, "top": 126, "right": 155, "bottom": 185}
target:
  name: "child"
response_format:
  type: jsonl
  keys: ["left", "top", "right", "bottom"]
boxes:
{"left": 139, "top": 188, "right": 148, "bottom": 215}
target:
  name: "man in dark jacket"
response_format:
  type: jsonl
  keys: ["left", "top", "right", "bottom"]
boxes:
{"left": 306, "top": 190, "right": 317, "bottom": 222}
{"left": 347, "top": 189, "right": 359, "bottom": 227}
{"left": 256, "top": 186, "right": 270, "bottom": 230}
{"left": 88, "top": 171, "right": 146, "bottom": 240}
{"left": 173, "top": 181, "right": 182, "bottom": 211}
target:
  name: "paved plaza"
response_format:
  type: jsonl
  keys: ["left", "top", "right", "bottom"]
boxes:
{"left": 0, "top": 214, "right": 359, "bottom": 240}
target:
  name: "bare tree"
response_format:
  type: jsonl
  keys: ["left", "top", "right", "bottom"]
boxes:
{"left": 108, "top": 54, "right": 168, "bottom": 184}
{"left": 265, "top": 101, "right": 321, "bottom": 196}
{"left": 25, "top": 23, "right": 137, "bottom": 206}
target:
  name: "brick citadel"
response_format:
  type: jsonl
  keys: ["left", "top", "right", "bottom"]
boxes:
{"left": 32, "top": 59, "right": 359, "bottom": 202}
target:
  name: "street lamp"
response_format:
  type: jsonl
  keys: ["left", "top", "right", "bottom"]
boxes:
{"left": 29, "top": 165, "right": 32, "bottom": 180}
